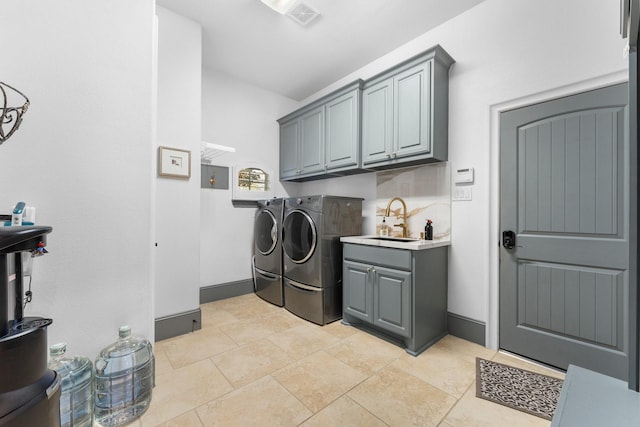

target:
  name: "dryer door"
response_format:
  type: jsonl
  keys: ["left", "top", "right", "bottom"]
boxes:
{"left": 283, "top": 209, "right": 317, "bottom": 264}
{"left": 255, "top": 209, "right": 278, "bottom": 255}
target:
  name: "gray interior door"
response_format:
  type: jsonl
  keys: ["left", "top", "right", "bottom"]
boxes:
{"left": 499, "top": 83, "right": 629, "bottom": 380}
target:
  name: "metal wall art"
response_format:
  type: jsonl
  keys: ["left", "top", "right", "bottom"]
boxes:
{"left": 0, "top": 82, "right": 30, "bottom": 144}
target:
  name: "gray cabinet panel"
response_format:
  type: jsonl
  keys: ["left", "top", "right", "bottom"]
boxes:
{"left": 280, "top": 120, "right": 299, "bottom": 179}
{"left": 362, "top": 79, "right": 393, "bottom": 165}
{"left": 395, "top": 61, "right": 431, "bottom": 157}
{"left": 325, "top": 89, "right": 360, "bottom": 170}
{"left": 344, "top": 244, "right": 411, "bottom": 270}
{"left": 373, "top": 266, "right": 411, "bottom": 337}
{"left": 342, "top": 243, "right": 447, "bottom": 355}
{"left": 343, "top": 260, "right": 373, "bottom": 323}
{"left": 300, "top": 107, "right": 324, "bottom": 174}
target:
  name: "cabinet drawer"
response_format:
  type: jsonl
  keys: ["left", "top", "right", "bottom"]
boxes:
{"left": 343, "top": 244, "right": 411, "bottom": 270}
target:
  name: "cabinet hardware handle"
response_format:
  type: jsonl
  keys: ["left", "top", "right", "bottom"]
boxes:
{"left": 392, "top": 152, "right": 397, "bottom": 159}
{"left": 386, "top": 153, "right": 392, "bottom": 159}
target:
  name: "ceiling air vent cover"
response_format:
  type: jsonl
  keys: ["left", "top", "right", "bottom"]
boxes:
{"left": 286, "top": 2, "right": 320, "bottom": 26}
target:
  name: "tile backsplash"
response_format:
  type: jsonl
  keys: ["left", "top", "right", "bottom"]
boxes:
{"left": 375, "top": 163, "right": 450, "bottom": 240}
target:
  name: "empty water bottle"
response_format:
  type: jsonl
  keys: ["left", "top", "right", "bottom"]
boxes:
{"left": 94, "top": 325, "right": 155, "bottom": 427}
{"left": 48, "top": 342, "right": 94, "bottom": 427}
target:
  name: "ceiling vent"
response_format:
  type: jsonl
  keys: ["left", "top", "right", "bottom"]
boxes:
{"left": 286, "top": 2, "right": 320, "bottom": 26}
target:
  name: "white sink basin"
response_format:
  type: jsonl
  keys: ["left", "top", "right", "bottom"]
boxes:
{"left": 364, "top": 236, "right": 419, "bottom": 242}
{"left": 340, "top": 235, "right": 451, "bottom": 251}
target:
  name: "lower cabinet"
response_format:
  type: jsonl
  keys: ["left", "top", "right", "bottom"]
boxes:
{"left": 342, "top": 243, "right": 448, "bottom": 355}
{"left": 344, "top": 260, "right": 412, "bottom": 337}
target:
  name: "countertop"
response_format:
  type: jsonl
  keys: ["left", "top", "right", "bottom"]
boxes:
{"left": 340, "top": 235, "right": 451, "bottom": 251}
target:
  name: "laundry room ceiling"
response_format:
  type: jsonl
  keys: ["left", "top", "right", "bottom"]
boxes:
{"left": 155, "top": 0, "right": 485, "bottom": 101}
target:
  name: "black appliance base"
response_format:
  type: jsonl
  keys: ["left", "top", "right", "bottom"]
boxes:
{"left": 0, "top": 320, "right": 52, "bottom": 393}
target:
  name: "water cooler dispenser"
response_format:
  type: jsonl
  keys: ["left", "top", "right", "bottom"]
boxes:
{"left": 0, "top": 225, "right": 61, "bottom": 427}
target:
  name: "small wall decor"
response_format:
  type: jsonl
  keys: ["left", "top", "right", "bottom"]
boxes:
{"left": 232, "top": 163, "right": 275, "bottom": 201}
{"left": 158, "top": 146, "right": 191, "bottom": 179}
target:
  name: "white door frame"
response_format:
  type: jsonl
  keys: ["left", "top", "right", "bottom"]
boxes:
{"left": 486, "top": 69, "right": 629, "bottom": 349}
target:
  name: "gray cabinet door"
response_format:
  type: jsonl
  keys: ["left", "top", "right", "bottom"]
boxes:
{"left": 394, "top": 60, "right": 431, "bottom": 159}
{"left": 373, "top": 265, "right": 412, "bottom": 337}
{"left": 280, "top": 120, "right": 299, "bottom": 179}
{"left": 343, "top": 260, "right": 373, "bottom": 323}
{"left": 362, "top": 78, "right": 393, "bottom": 165}
{"left": 299, "top": 106, "right": 325, "bottom": 176}
{"left": 325, "top": 89, "right": 360, "bottom": 170}
{"left": 500, "top": 83, "right": 629, "bottom": 380}
{"left": 362, "top": 60, "right": 433, "bottom": 166}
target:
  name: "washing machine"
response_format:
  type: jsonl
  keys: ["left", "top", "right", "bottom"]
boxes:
{"left": 252, "top": 198, "right": 284, "bottom": 306}
{"left": 282, "top": 195, "right": 362, "bottom": 324}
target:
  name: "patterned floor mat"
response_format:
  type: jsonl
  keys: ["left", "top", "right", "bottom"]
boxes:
{"left": 476, "top": 357, "right": 564, "bottom": 420}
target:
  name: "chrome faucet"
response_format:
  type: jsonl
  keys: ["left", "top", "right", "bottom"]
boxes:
{"left": 384, "top": 197, "right": 408, "bottom": 238}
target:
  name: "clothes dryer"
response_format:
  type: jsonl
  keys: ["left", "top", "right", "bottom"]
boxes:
{"left": 252, "top": 198, "right": 284, "bottom": 306}
{"left": 282, "top": 195, "right": 362, "bottom": 324}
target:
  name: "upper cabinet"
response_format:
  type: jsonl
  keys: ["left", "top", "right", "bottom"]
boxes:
{"left": 278, "top": 45, "right": 454, "bottom": 181}
{"left": 278, "top": 81, "right": 362, "bottom": 181}
{"left": 362, "top": 45, "right": 454, "bottom": 169}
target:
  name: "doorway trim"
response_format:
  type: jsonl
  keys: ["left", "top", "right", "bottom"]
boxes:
{"left": 487, "top": 69, "right": 629, "bottom": 350}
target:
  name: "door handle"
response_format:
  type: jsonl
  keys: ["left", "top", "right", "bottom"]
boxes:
{"left": 502, "top": 231, "right": 516, "bottom": 249}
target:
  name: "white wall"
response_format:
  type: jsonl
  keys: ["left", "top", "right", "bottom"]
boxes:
{"left": 200, "top": 70, "right": 299, "bottom": 287}
{"left": 0, "top": 1, "right": 156, "bottom": 358}
{"left": 375, "top": 163, "right": 451, "bottom": 240}
{"left": 298, "top": 0, "right": 628, "bottom": 335}
{"left": 155, "top": 7, "right": 202, "bottom": 318}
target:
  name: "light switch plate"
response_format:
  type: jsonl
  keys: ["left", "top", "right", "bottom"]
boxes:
{"left": 453, "top": 187, "right": 472, "bottom": 201}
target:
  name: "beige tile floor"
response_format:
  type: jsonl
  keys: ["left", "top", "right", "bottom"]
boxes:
{"left": 132, "top": 293, "right": 565, "bottom": 427}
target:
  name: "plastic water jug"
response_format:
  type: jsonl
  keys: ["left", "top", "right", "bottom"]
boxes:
{"left": 48, "top": 342, "right": 93, "bottom": 427}
{"left": 94, "top": 325, "right": 155, "bottom": 427}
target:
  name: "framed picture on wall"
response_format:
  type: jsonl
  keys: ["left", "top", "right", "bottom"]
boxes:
{"left": 158, "top": 146, "right": 191, "bottom": 179}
